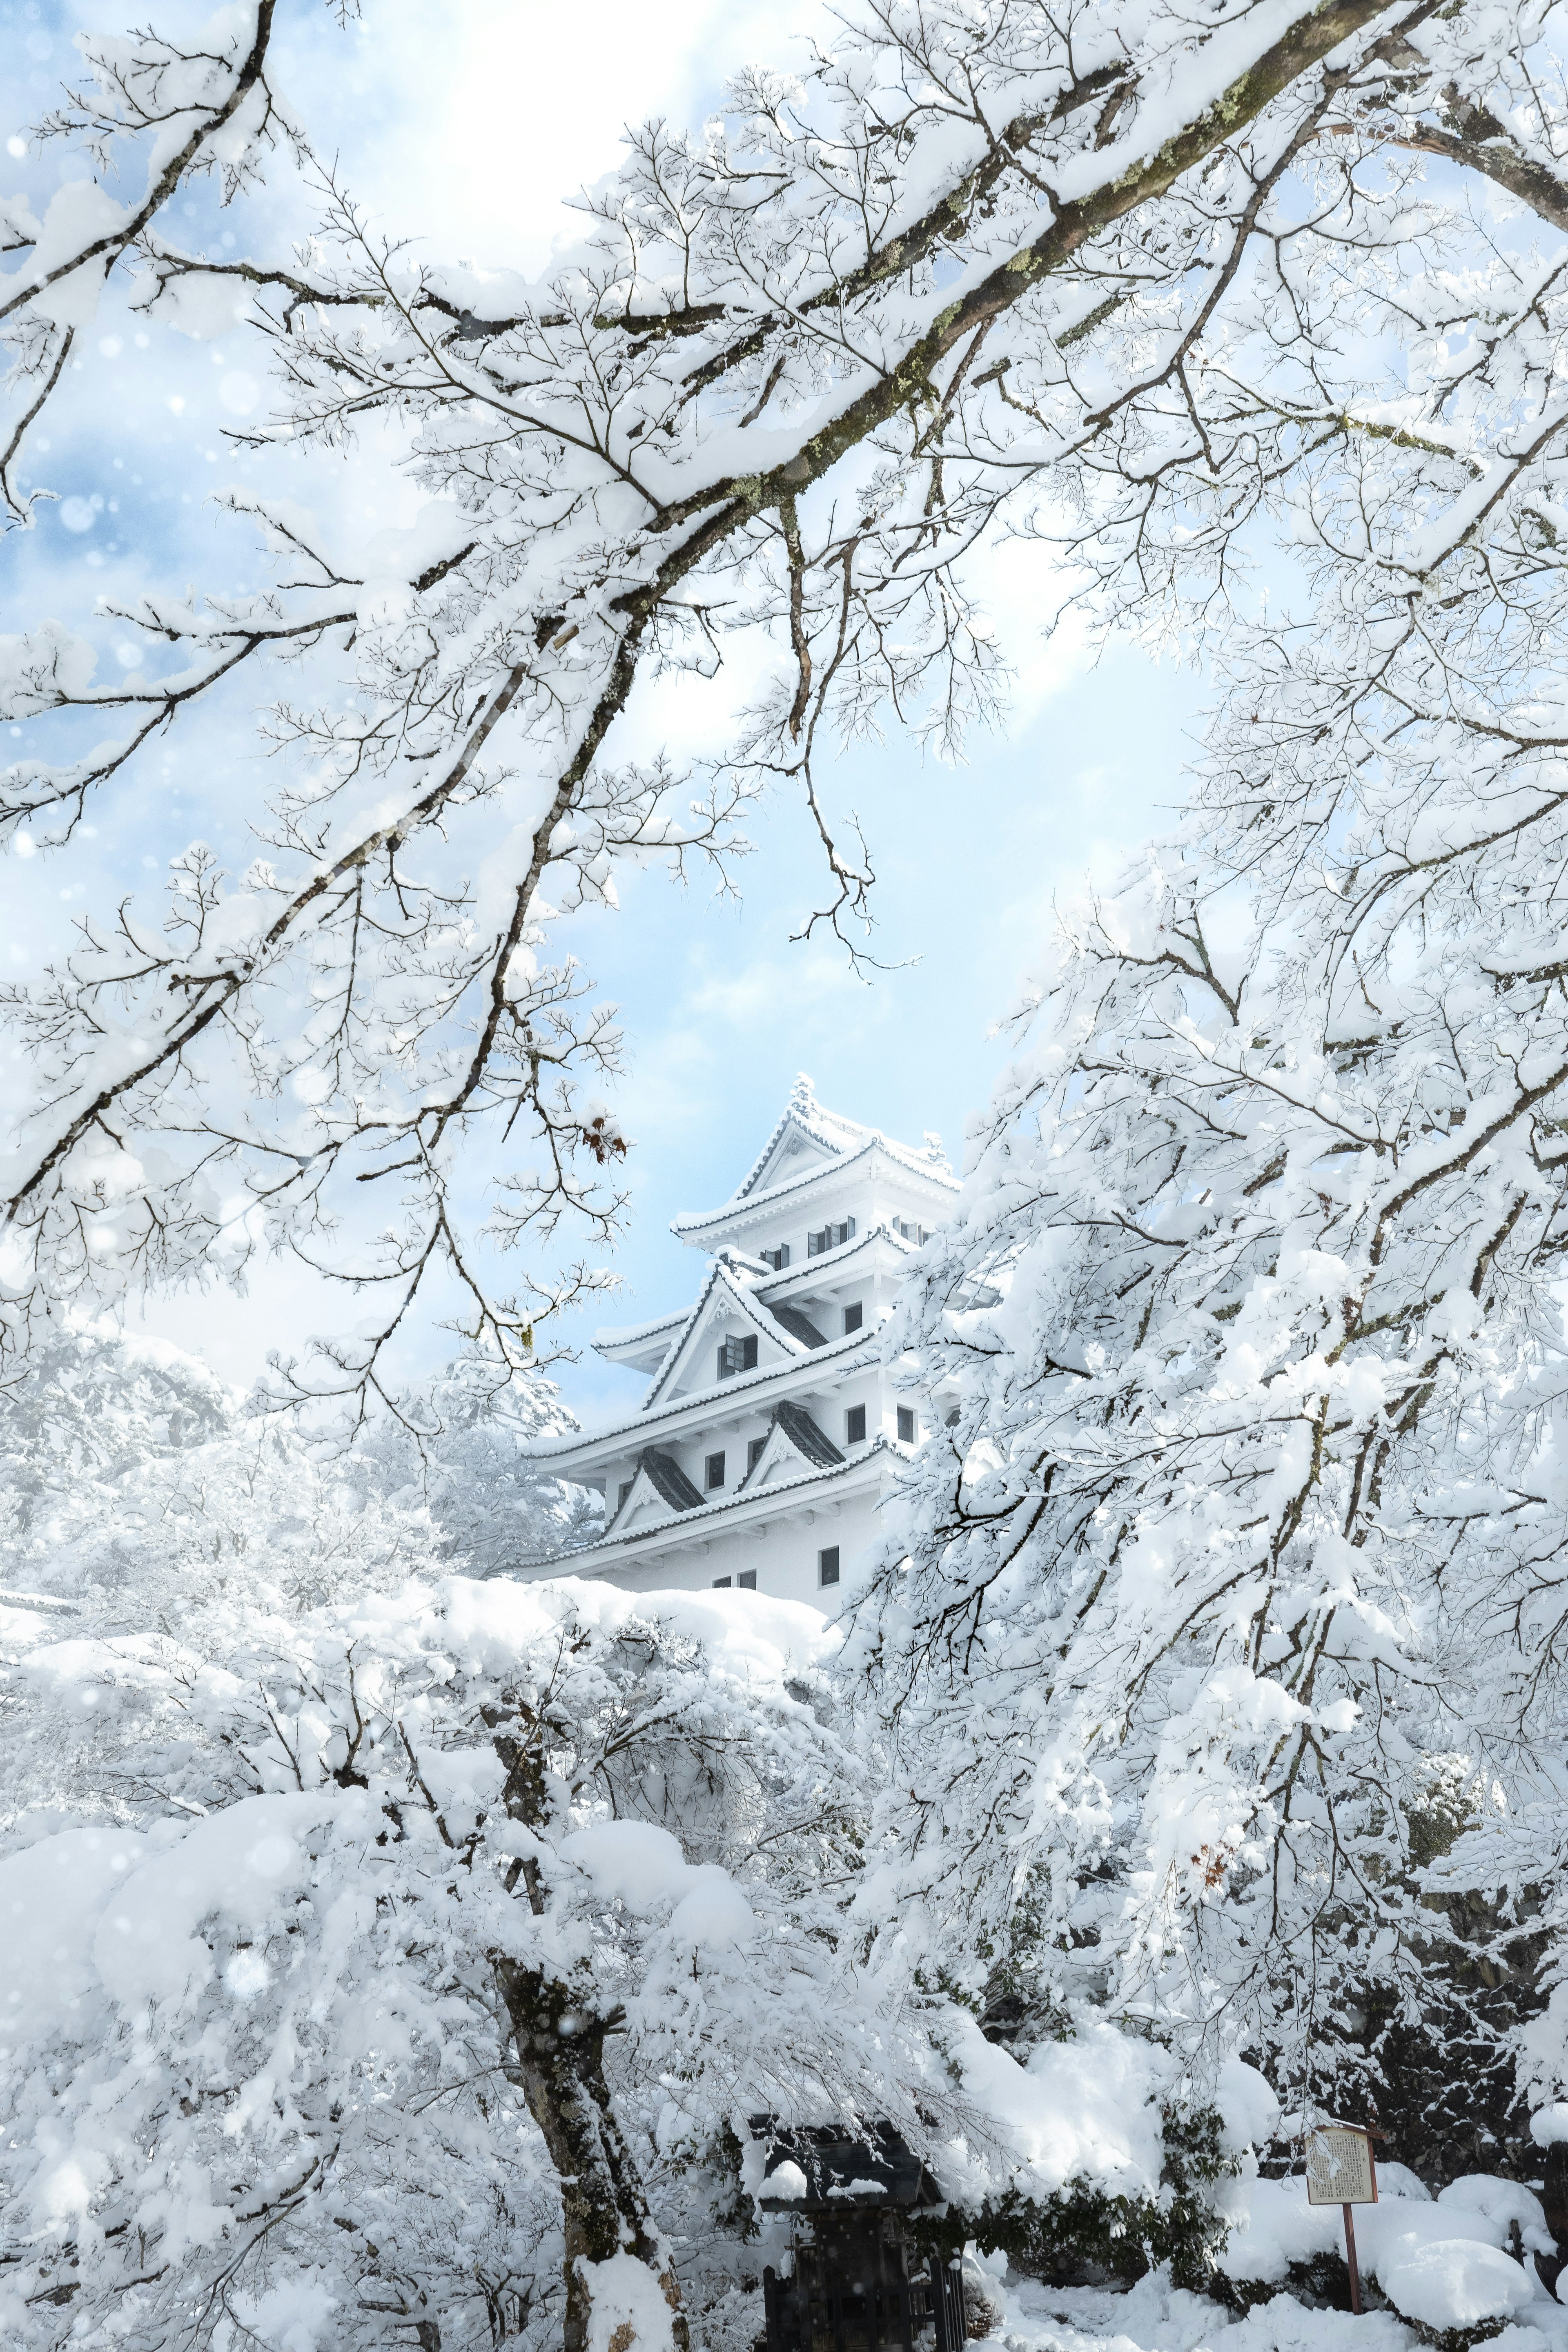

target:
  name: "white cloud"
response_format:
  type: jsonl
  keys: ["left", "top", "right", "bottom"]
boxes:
{"left": 341, "top": 0, "right": 836, "bottom": 272}
{"left": 682, "top": 950, "right": 868, "bottom": 1030}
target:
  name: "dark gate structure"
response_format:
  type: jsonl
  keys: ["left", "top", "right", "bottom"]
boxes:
{"left": 753, "top": 2119, "right": 968, "bottom": 2352}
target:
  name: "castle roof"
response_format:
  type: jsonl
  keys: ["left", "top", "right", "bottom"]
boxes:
{"left": 559, "top": 1430, "right": 900, "bottom": 1577}
{"left": 532, "top": 1316, "right": 881, "bottom": 1465}
{"left": 668, "top": 1075, "right": 956, "bottom": 1245}
{"left": 587, "top": 1216, "right": 916, "bottom": 1403}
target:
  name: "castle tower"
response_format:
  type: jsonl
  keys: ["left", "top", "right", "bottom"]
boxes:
{"left": 521, "top": 1078, "right": 958, "bottom": 1605}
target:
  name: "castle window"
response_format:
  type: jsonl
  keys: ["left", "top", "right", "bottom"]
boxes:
{"left": 705, "top": 1450, "right": 726, "bottom": 1491}
{"left": 713, "top": 1576, "right": 732, "bottom": 1588}
{"left": 718, "top": 1334, "right": 758, "bottom": 1379}
{"left": 895, "top": 1219, "right": 931, "bottom": 1245}
{"left": 845, "top": 1404, "right": 866, "bottom": 1445}
{"left": 761, "top": 1244, "right": 791, "bottom": 1270}
{"left": 843, "top": 1302, "right": 863, "bottom": 1334}
{"left": 807, "top": 1218, "right": 855, "bottom": 1256}
{"left": 618, "top": 1481, "right": 632, "bottom": 1511}
{"left": 818, "top": 1546, "right": 840, "bottom": 1587}
{"left": 747, "top": 1436, "right": 766, "bottom": 1473}
{"left": 897, "top": 1406, "right": 916, "bottom": 1444}
{"left": 738, "top": 1570, "right": 757, "bottom": 1590}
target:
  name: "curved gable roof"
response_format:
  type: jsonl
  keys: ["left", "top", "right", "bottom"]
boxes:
{"left": 678, "top": 1076, "right": 955, "bottom": 1237}
{"left": 639, "top": 1259, "right": 805, "bottom": 1414}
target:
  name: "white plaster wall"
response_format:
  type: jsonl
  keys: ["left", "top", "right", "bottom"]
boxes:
{"left": 585, "top": 1487, "right": 885, "bottom": 1611}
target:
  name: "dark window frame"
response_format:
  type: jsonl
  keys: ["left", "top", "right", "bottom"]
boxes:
{"left": 845, "top": 1404, "right": 866, "bottom": 1446}
{"left": 704, "top": 1450, "right": 726, "bottom": 1491}
{"left": 807, "top": 1217, "right": 857, "bottom": 1256}
{"left": 843, "top": 1301, "right": 864, "bottom": 1334}
{"left": 897, "top": 1405, "right": 917, "bottom": 1444}
{"left": 738, "top": 1570, "right": 757, "bottom": 1590}
{"left": 818, "top": 1546, "right": 841, "bottom": 1587}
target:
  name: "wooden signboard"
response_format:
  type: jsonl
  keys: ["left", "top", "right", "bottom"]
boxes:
{"left": 1305, "top": 2125, "right": 1378, "bottom": 2313}
{"left": 1306, "top": 2126, "right": 1378, "bottom": 2208}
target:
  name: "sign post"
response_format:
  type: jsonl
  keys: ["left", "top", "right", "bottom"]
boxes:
{"left": 1305, "top": 2125, "right": 1379, "bottom": 2314}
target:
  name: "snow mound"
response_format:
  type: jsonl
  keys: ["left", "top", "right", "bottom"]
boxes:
{"left": 1221, "top": 2168, "right": 1552, "bottom": 2333}
{"left": 1379, "top": 2240, "right": 1539, "bottom": 2332}
{"left": 936, "top": 2011, "right": 1172, "bottom": 2205}
{"left": 560, "top": 1820, "right": 757, "bottom": 1954}
{"left": 1438, "top": 2178, "right": 1554, "bottom": 2255}
{"left": 0, "top": 1824, "right": 147, "bottom": 2051}
{"left": 1217, "top": 2059, "right": 1281, "bottom": 2151}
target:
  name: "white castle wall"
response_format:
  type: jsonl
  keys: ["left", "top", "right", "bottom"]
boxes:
{"left": 577, "top": 1486, "right": 884, "bottom": 1611}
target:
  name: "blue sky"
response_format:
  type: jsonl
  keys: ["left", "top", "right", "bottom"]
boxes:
{"left": 0, "top": 0, "right": 1205, "bottom": 1427}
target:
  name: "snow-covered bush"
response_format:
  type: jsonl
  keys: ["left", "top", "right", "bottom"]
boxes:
{"left": 0, "top": 1325, "right": 604, "bottom": 1851}
{"left": 1218, "top": 2169, "right": 1556, "bottom": 2347}
{"left": 2, "top": 1558, "right": 1308, "bottom": 2352}
{"left": 8, "top": 1570, "right": 1148, "bottom": 2352}
{"left": 920, "top": 2097, "right": 1237, "bottom": 2294}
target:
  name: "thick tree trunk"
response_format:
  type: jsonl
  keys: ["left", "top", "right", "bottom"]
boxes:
{"left": 489, "top": 1713, "right": 689, "bottom": 2352}
{"left": 494, "top": 1960, "right": 689, "bottom": 2352}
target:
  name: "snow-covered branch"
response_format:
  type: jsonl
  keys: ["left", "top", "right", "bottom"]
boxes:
{"left": 7, "top": 0, "right": 1557, "bottom": 1410}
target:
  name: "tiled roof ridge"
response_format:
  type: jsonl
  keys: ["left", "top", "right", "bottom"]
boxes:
{"left": 592, "top": 1302, "right": 690, "bottom": 1351}
{"left": 634, "top": 1257, "right": 727, "bottom": 1406}
{"left": 755, "top": 1216, "right": 911, "bottom": 1300}
{"left": 638, "top": 1446, "right": 705, "bottom": 1513}
{"left": 728, "top": 1090, "right": 871, "bottom": 1204}
{"left": 591, "top": 1238, "right": 819, "bottom": 1365}
{"left": 768, "top": 1302, "right": 827, "bottom": 1350}
{"left": 766, "top": 1398, "right": 846, "bottom": 1471}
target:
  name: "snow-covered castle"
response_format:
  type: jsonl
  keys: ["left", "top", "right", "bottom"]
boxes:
{"left": 523, "top": 1080, "right": 958, "bottom": 1605}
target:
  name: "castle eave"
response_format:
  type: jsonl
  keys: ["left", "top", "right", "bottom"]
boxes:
{"left": 672, "top": 1135, "right": 956, "bottom": 1242}
{"left": 530, "top": 1326, "right": 884, "bottom": 1472}
{"left": 525, "top": 1439, "right": 897, "bottom": 1579}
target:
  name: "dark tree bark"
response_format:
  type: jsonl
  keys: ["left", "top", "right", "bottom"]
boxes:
{"left": 489, "top": 1714, "right": 690, "bottom": 2352}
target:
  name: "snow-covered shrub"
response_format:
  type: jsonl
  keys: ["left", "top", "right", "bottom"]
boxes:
{"left": 0, "top": 1327, "right": 604, "bottom": 1853}
{"left": 918, "top": 2097, "right": 1235, "bottom": 2293}
{"left": 353, "top": 1350, "right": 602, "bottom": 1576}
{"left": 2, "top": 1561, "right": 1301, "bottom": 2351}
{"left": 1217, "top": 2170, "right": 1555, "bottom": 2344}
{"left": 909, "top": 2025, "right": 1250, "bottom": 2293}
{"left": 0, "top": 1326, "right": 597, "bottom": 1637}
{"left": 0, "top": 1324, "right": 592, "bottom": 1616}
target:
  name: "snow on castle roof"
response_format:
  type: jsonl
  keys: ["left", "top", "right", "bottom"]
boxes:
{"left": 564, "top": 1432, "right": 898, "bottom": 1572}
{"left": 669, "top": 1074, "right": 956, "bottom": 1239}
